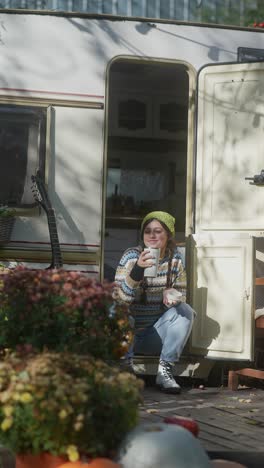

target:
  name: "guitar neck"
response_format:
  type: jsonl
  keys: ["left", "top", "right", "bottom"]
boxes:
{"left": 31, "top": 173, "right": 63, "bottom": 269}
{"left": 46, "top": 208, "right": 63, "bottom": 269}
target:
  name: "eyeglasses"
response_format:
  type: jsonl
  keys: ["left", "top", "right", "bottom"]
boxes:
{"left": 144, "top": 228, "right": 165, "bottom": 236}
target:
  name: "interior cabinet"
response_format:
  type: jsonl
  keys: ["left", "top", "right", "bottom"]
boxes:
{"left": 109, "top": 93, "right": 152, "bottom": 138}
{"left": 153, "top": 97, "right": 188, "bottom": 140}
{"left": 109, "top": 92, "right": 187, "bottom": 140}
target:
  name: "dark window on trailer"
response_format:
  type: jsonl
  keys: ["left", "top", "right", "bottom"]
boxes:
{"left": 237, "top": 47, "right": 264, "bottom": 62}
{"left": 0, "top": 105, "right": 46, "bottom": 208}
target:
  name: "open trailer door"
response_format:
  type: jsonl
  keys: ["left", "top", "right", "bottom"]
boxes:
{"left": 190, "top": 233, "right": 254, "bottom": 360}
{"left": 189, "top": 61, "right": 264, "bottom": 361}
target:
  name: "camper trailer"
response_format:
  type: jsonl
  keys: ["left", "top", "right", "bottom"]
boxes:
{"left": 0, "top": 9, "right": 264, "bottom": 380}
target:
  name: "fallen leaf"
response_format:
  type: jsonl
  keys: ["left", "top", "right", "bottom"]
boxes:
{"left": 245, "top": 419, "right": 263, "bottom": 426}
{"left": 217, "top": 405, "right": 236, "bottom": 409}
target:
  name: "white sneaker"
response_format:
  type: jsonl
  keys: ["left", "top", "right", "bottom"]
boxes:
{"left": 156, "top": 360, "right": 181, "bottom": 394}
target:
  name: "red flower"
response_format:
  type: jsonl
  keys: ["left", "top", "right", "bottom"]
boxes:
{"left": 253, "top": 21, "right": 264, "bottom": 28}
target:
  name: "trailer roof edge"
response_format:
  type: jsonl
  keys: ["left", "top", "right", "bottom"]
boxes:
{"left": 0, "top": 8, "right": 263, "bottom": 33}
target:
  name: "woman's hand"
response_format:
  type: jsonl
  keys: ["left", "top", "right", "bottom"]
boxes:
{"left": 137, "top": 249, "right": 154, "bottom": 269}
{"left": 163, "top": 288, "right": 183, "bottom": 306}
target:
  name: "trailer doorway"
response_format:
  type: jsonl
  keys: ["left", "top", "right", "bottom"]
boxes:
{"left": 104, "top": 58, "right": 193, "bottom": 281}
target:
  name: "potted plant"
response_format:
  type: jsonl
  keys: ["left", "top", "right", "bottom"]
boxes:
{"left": 0, "top": 267, "right": 132, "bottom": 360}
{"left": 0, "top": 267, "right": 143, "bottom": 467}
{"left": 0, "top": 205, "right": 15, "bottom": 245}
{"left": 0, "top": 350, "right": 143, "bottom": 468}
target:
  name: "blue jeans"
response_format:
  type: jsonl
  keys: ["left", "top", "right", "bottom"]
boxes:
{"left": 127, "top": 302, "right": 195, "bottom": 363}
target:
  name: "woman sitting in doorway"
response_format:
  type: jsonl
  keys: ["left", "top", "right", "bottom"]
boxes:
{"left": 114, "top": 211, "right": 196, "bottom": 394}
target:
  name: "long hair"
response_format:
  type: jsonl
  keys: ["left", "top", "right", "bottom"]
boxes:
{"left": 140, "top": 218, "right": 176, "bottom": 303}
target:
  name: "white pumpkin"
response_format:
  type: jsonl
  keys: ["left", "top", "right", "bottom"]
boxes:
{"left": 116, "top": 423, "right": 212, "bottom": 468}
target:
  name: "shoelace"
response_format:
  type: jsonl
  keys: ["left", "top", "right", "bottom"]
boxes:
{"left": 160, "top": 361, "right": 173, "bottom": 381}
{"left": 120, "top": 358, "right": 133, "bottom": 368}
{"left": 127, "top": 358, "right": 134, "bottom": 368}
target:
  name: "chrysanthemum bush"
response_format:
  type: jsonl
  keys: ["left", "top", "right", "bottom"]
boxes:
{"left": 0, "top": 351, "right": 143, "bottom": 460}
{"left": 0, "top": 267, "right": 131, "bottom": 360}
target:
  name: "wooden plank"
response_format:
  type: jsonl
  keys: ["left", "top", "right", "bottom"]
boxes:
{"left": 188, "top": 409, "right": 264, "bottom": 450}
{"left": 228, "top": 370, "right": 239, "bottom": 390}
{"left": 181, "top": 408, "right": 262, "bottom": 443}
{"left": 140, "top": 387, "right": 264, "bottom": 454}
{"left": 256, "top": 277, "right": 264, "bottom": 285}
{"left": 228, "top": 367, "right": 264, "bottom": 389}
{"left": 235, "top": 368, "right": 264, "bottom": 379}
{"left": 256, "top": 316, "right": 264, "bottom": 328}
{"left": 207, "top": 451, "right": 264, "bottom": 468}
{"left": 141, "top": 400, "right": 263, "bottom": 450}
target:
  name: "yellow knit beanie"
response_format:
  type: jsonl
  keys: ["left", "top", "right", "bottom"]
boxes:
{"left": 141, "top": 211, "right": 175, "bottom": 236}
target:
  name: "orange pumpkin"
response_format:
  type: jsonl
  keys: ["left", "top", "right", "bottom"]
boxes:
{"left": 16, "top": 453, "right": 66, "bottom": 468}
{"left": 59, "top": 458, "right": 121, "bottom": 468}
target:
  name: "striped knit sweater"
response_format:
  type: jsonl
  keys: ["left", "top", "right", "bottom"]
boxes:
{"left": 114, "top": 246, "right": 186, "bottom": 329}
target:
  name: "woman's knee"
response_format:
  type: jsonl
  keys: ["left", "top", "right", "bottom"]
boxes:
{"left": 175, "top": 302, "right": 196, "bottom": 322}
{"left": 160, "top": 306, "right": 177, "bottom": 321}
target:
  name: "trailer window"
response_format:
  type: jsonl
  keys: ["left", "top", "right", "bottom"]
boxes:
{"left": 237, "top": 47, "right": 264, "bottom": 62}
{"left": 0, "top": 105, "right": 46, "bottom": 208}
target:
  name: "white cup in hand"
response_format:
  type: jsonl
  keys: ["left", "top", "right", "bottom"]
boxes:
{"left": 143, "top": 247, "right": 160, "bottom": 277}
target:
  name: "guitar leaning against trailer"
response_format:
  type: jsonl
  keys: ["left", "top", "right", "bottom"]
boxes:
{"left": 31, "top": 171, "right": 63, "bottom": 270}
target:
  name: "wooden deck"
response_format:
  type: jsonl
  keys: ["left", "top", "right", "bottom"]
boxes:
{"left": 139, "top": 382, "right": 264, "bottom": 468}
